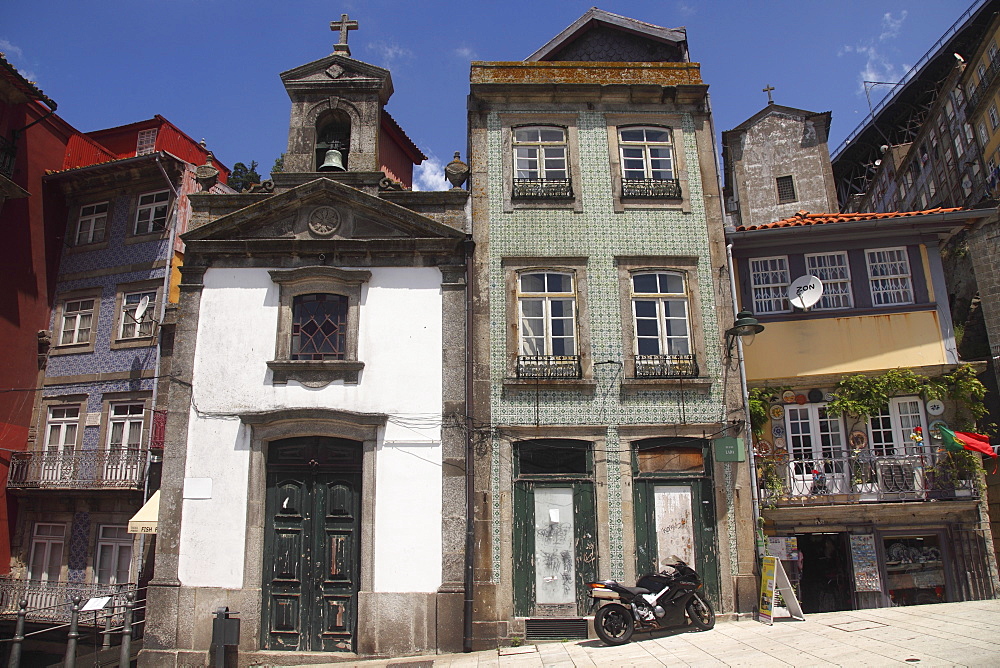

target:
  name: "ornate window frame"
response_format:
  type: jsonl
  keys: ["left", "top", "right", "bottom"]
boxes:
{"left": 268, "top": 266, "right": 371, "bottom": 387}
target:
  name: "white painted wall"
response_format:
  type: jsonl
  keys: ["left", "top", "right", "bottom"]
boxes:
{"left": 177, "top": 266, "right": 444, "bottom": 592}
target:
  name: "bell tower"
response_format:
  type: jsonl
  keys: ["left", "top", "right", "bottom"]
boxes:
{"left": 279, "top": 14, "right": 393, "bottom": 175}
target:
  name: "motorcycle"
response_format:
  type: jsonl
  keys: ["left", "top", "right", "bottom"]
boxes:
{"left": 587, "top": 556, "right": 715, "bottom": 645}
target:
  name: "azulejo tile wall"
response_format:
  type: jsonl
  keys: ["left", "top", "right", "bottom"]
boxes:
{"left": 487, "top": 110, "right": 728, "bottom": 582}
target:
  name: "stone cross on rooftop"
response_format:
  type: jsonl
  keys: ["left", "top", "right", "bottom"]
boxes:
{"left": 763, "top": 84, "right": 775, "bottom": 105}
{"left": 331, "top": 13, "right": 358, "bottom": 57}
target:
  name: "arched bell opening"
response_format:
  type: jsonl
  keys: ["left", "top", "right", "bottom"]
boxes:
{"left": 316, "top": 111, "right": 352, "bottom": 172}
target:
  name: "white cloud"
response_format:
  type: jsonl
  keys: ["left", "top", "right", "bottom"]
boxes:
{"left": 676, "top": 2, "right": 696, "bottom": 17}
{"left": 366, "top": 41, "right": 412, "bottom": 69}
{"left": 879, "top": 11, "right": 907, "bottom": 41}
{"left": 454, "top": 46, "right": 477, "bottom": 60}
{"left": 0, "top": 38, "right": 36, "bottom": 82}
{"left": 0, "top": 38, "right": 23, "bottom": 59}
{"left": 413, "top": 156, "right": 450, "bottom": 192}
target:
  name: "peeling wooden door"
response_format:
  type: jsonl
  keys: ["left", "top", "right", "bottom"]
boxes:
{"left": 513, "top": 482, "right": 596, "bottom": 617}
{"left": 634, "top": 479, "right": 718, "bottom": 604}
{"left": 263, "top": 437, "right": 361, "bottom": 652}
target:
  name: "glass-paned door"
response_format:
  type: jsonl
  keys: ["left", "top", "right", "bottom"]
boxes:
{"left": 785, "top": 404, "right": 848, "bottom": 496}
{"left": 96, "top": 525, "right": 133, "bottom": 585}
{"left": 107, "top": 403, "right": 144, "bottom": 482}
{"left": 44, "top": 407, "right": 79, "bottom": 482}
{"left": 27, "top": 523, "right": 65, "bottom": 610}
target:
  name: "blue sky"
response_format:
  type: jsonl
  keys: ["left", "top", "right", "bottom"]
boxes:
{"left": 4, "top": 1, "right": 977, "bottom": 190}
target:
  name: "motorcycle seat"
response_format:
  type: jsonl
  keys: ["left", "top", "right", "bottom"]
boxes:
{"left": 622, "top": 586, "right": 650, "bottom": 596}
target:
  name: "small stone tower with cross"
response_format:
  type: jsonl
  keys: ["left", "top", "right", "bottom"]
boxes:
{"left": 278, "top": 14, "right": 394, "bottom": 176}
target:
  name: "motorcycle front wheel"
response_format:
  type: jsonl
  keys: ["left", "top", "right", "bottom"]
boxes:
{"left": 686, "top": 593, "right": 715, "bottom": 631}
{"left": 594, "top": 602, "right": 634, "bottom": 645}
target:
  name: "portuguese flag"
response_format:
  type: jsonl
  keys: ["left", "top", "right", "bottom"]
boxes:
{"left": 939, "top": 425, "right": 997, "bottom": 458}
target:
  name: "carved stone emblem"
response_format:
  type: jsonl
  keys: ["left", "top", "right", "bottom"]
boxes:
{"left": 308, "top": 206, "right": 341, "bottom": 237}
{"left": 325, "top": 64, "right": 345, "bottom": 79}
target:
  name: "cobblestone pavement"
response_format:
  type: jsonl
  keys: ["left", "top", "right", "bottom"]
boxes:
{"left": 301, "top": 599, "right": 1000, "bottom": 667}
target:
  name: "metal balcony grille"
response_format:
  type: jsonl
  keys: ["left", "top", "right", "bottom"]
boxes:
{"left": 7, "top": 449, "right": 146, "bottom": 490}
{"left": 634, "top": 354, "right": 698, "bottom": 378}
{"left": 0, "top": 578, "right": 136, "bottom": 623}
{"left": 967, "top": 54, "right": 1000, "bottom": 117}
{"left": 0, "top": 135, "right": 16, "bottom": 180}
{"left": 516, "top": 355, "right": 581, "bottom": 379}
{"left": 512, "top": 178, "right": 573, "bottom": 199}
{"left": 621, "top": 178, "right": 681, "bottom": 199}
{"left": 757, "top": 452, "right": 979, "bottom": 507}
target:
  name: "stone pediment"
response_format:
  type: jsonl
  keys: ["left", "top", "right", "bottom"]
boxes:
{"left": 281, "top": 54, "right": 393, "bottom": 102}
{"left": 182, "top": 177, "right": 464, "bottom": 243}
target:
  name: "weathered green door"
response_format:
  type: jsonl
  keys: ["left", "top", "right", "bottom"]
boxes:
{"left": 263, "top": 437, "right": 361, "bottom": 652}
{"left": 511, "top": 438, "right": 597, "bottom": 617}
{"left": 632, "top": 438, "right": 719, "bottom": 605}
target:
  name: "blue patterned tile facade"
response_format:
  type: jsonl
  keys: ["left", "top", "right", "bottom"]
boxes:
{"left": 67, "top": 511, "right": 90, "bottom": 583}
{"left": 487, "top": 111, "right": 726, "bottom": 583}
{"left": 42, "top": 189, "right": 167, "bottom": 450}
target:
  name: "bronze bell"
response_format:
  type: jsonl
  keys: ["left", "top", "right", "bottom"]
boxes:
{"left": 319, "top": 148, "right": 346, "bottom": 172}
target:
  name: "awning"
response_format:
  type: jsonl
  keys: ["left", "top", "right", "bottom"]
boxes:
{"left": 128, "top": 490, "right": 160, "bottom": 534}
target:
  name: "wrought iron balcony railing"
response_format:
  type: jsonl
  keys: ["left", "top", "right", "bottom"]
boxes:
{"left": 516, "top": 355, "right": 582, "bottom": 379}
{"left": 0, "top": 135, "right": 16, "bottom": 180}
{"left": 7, "top": 449, "right": 147, "bottom": 490}
{"left": 0, "top": 578, "right": 136, "bottom": 623}
{"left": 634, "top": 354, "right": 698, "bottom": 379}
{"left": 757, "top": 451, "right": 979, "bottom": 507}
{"left": 967, "top": 54, "right": 1000, "bottom": 117}
{"left": 621, "top": 178, "right": 682, "bottom": 199}
{"left": 512, "top": 178, "right": 573, "bottom": 199}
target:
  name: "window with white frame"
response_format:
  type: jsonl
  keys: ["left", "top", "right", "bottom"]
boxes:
{"left": 868, "top": 397, "right": 927, "bottom": 457}
{"left": 618, "top": 126, "right": 679, "bottom": 198}
{"left": 512, "top": 126, "right": 571, "bottom": 198}
{"left": 518, "top": 272, "right": 576, "bottom": 357}
{"left": 630, "top": 271, "right": 696, "bottom": 378}
{"left": 108, "top": 403, "right": 144, "bottom": 451}
{"left": 991, "top": 104, "right": 1000, "bottom": 130}
{"left": 135, "top": 129, "right": 157, "bottom": 156}
{"left": 59, "top": 299, "right": 95, "bottom": 345}
{"left": 45, "top": 406, "right": 79, "bottom": 454}
{"left": 749, "top": 256, "right": 790, "bottom": 314}
{"left": 979, "top": 121, "right": 990, "bottom": 148}
{"left": 866, "top": 247, "right": 913, "bottom": 306}
{"left": 95, "top": 525, "right": 133, "bottom": 585}
{"left": 75, "top": 202, "right": 108, "bottom": 245}
{"left": 28, "top": 523, "right": 65, "bottom": 583}
{"left": 784, "top": 404, "right": 847, "bottom": 494}
{"left": 134, "top": 190, "right": 169, "bottom": 235}
{"left": 118, "top": 290, "right": 157, "bottom": 339}
{"left": 990, "top": 42, "right": 999, "bottom": 63}
{"left": 805, "top": 252, "right": 853, "bottom": 309}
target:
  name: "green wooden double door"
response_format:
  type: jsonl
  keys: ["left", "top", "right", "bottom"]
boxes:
{"left": 262, "top": 437, "right": 361, "bottom": 652}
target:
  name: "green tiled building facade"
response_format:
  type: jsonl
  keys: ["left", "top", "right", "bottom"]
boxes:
{"left": 467, "top": 10, "right": 756, "bottom": 647}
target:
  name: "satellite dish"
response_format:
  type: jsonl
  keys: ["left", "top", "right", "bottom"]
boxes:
{"left": 133, "top": 295, "right": 150, "bottom": 322}
{"left": 787, "top": 275, "right": 823, "bottom": 310}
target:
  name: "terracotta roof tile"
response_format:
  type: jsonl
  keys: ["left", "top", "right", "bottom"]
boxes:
{"left": 735, "top": 207, "right": 964, "bottom": 231}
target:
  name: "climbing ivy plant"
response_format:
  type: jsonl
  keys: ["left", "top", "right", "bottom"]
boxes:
{"left": 826, "top": 364, "right": 987, "bottom": 431}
